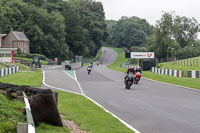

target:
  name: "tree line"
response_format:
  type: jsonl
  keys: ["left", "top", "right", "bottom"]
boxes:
{"left": 0, "top": 0, "right": 107, "bottom": 61}
{"left": 106, "top": 12, "right": 200, "bottom": 60}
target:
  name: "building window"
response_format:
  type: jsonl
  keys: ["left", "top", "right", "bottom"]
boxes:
{"left": 5, "top": 53, "right": 11, "bottom": 57}
{"left": 0, "top": 53, "right": 4, "bottom": 57}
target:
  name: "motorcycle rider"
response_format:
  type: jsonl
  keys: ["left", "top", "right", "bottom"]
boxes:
{"left": 90, "top": 62, "right": 93, "bottom": 68}
{"left": 124, "top": 66, "right": 136, "bottom": 84}
{"left": 136, "top": 67, "right": 142, "bottom": 74}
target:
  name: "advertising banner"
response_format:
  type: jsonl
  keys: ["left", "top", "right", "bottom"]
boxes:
{"left": 131, "top": 52, "right": 155, "bottom": 59}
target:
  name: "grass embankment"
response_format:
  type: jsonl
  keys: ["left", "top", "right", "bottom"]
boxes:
{"left": 56, "top": 91, "right": 133, "bottom": 133}
{"left": 0, "top": 64, "right": 66, "bottom": 132}
{"left": 0, "top": 64, "right": 42, "bottom": 87}
{"left": 14, "top": 57, "right": 48, "bottom": 65}
{"left": 36, "top": 123, "right": 69, "bottom": 133}
{"left": 0, "top": 94, "right": 25, "bottom": 133}
{"left": 106, "top": 47, "right": 200, "bottom": 90}
{"left": 83, "top": 48, "right": 103, "bottom": 66}
{"left": 159, "top": 57, "right": 200, "bottom": 77}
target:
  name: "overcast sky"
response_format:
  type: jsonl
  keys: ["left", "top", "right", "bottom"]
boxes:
{"left": 97, "top": 0, "right": 200, "bottom": 25}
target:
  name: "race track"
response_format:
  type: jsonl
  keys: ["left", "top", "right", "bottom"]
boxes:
{"left": 76, "top": 48, "right": 200, "bottom": 133}
{"left": 43, "top": 47, "right": 200, "bottom": 133}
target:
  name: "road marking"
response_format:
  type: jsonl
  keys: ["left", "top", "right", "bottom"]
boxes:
{"left": 42, "top": 69, "right": 81, "bottom": 95}
{"left": 63, "top": 70, "right": 84, "bottom": 94}
{"left": 73, "top": 70, "right": 141, "bottom": 133}
{"left": 43, "top": 68, "right": 140, "bottom": 133}
{"left": 64, "top": 70, "right": 76, "bottom": 79}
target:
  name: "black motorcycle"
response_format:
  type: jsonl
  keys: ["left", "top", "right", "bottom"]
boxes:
{"left": 87, "top": 67, "right": 92, "bottom": 75}
{"left": 124, "top": 73, "right": 134, "bottom": 89}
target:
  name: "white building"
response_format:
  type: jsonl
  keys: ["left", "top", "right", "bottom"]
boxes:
{"left": 0, "top": 34, "right": 17, "bottom": 63}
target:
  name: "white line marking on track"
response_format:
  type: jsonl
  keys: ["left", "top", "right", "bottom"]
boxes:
{"left": 42, "top": 68, "right": 141, "bottom": 133}
{"left": 42, "top": 69, "right": 81, "bottom": 95}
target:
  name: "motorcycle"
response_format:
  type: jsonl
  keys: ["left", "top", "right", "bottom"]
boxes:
{"left": 133, "top": 72, "right": 142, "bottom": 84}
{"left": 87, "top": 67, "right": 92, "bottom": 75}
{"left": 124, "top": 73, "right": 135, "bottom": 89}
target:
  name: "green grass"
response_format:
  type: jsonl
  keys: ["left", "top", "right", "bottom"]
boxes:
{"left": 0, "top": 69, "right": 42, "bottom": 87}
{"left": 14, "top": 63, "right": 32, "bottom": 71}
{"left": 0, "top": 63, "right": 6, "bottom": 69}
{"left": 83, "top": 48, "right": 103, "bottom": 66}
{"left": 0, "top": 94, "right": 25, "bottom": 133}
{"left": 14, "top": 57, "right": 48, "bottom": 65}
{"left": 106, "top": 47, "right": 129, "bottom": 72}
{"left": 94, "top": 48, "right": 103, "bottom": 62}
{"left": 36, "top": 123, "right": 69, "bottom": 133}
{"left": 142, "top": 71, "right": 200, "bottom": 89}
{"left": 159, "top": 57, "right": 200, "bottom": 77}
{"left": 106, "top": 47, "right": 200, "bottom": 90}
{"left": 54, "top": 90, "right": 134, "bottom": 133}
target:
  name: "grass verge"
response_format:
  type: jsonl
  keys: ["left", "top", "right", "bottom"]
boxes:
{"left": 55, "top": 90, "right": 134, "bottom": 133}
{"left": 106, "top": 47, "right": 200, "bottom": 90}
{"left": 36, "top": 123, "right": 69, "bottom": 133}
{"left": 83, "top": 49, "right": 102, "bottom": 66}
{"left": 14, "top": 57, "right": 48, "bottom": 65}
{"left": 0, "top": 94, "right": 25, "bottom": 133}
{"left": 0, "top": 69, "right": 42, "bottom": 87}
{"left": 159, "top": 59, "right": 200, "bottom": 77}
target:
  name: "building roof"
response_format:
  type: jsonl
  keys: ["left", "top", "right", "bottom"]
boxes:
{"left": 0, "top": 48, "right": 17, "bottom": 51}
{"left": 0, "top": 34, "right": 7, "bottom": 38}
{"left": 13, "top": 31, "right": 29, "bottom": 41}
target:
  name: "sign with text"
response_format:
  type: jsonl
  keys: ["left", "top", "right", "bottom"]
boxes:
{"left": 131, "top": 52, "right": 155, "bottom": 59}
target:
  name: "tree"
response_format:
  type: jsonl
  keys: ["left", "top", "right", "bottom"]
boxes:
{"left": 146, "top": 11, "right": 199, "bottom": 59}
{"left": 109, "top": 16, "right": 152, "bottom": 48}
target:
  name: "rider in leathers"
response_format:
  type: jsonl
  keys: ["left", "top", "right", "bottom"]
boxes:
{"left": 124, "top": 66, "right": 135, "bottom": 84}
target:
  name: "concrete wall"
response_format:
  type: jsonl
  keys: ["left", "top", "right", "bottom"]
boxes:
{"left": 71, "top": 62, "right": 82, "bottom": 70}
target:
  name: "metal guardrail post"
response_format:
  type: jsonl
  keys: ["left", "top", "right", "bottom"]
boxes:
{"left": 22, "top": 92, "right": 35, "bottom": 133}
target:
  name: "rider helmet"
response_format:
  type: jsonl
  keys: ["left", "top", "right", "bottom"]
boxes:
{"left": 130, "top": 66, "right": 134, "bottom": 72}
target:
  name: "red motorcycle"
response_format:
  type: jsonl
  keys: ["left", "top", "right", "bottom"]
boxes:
{"left": 133, "top": 72, "right": 142, "bottom": 84}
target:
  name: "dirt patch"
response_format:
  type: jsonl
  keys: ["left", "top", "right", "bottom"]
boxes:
{"left": 61, "top": 114, "right": 87, "bottom": 133}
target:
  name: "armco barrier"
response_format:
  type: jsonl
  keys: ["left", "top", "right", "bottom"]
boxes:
{"left": 0, "top": 66, "right": 19, "bottom": 77}
{"left": 152, "top": 67, "right": 183, "bottom": 77}
{"left": 22, "top": 92, "right": 35, "bottom": 133}
{"left": 188, "top": 70, "right": 200, "bottom": 78}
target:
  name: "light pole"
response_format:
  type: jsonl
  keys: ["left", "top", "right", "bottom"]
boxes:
{"left": 167, "top": 47, "right": 170, "bottom": 61}
{"left": 171, "top": 48, "right": 174, "bottom": 63}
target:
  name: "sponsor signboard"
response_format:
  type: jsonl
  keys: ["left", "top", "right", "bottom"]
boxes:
{"left": 131, "top": 52, "right": 155, "bottom": 59}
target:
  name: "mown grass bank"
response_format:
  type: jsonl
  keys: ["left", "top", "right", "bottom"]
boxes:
{"left": 159, "top": 59, "right": 200, "bottom": 77}
{"left": 14, "top": 57, "right": 48, "bottom": 65}
{"left": 54, "top": 90, "right": 134, "bottom": 133}
{"left": 0, "top": 65, "right": 67, "bottom": 132}
{"left": 0, "top": 94, "right": 25, "bottom": 133}
{"left": 83, "top": 48, "right": 103, "bottom": 66}
{"left": 0, "top": 69, "right": 43, "bottom": 87}
{"left": 106, "top": 47, "right": 200, "bottom": 90}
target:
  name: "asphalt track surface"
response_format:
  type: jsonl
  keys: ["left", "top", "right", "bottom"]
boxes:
{"left": 43, "top": 48, "right": 200, "bottom": 133}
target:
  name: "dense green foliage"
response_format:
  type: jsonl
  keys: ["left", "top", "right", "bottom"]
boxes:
{"left": 0, "top": 0, "right": 107, "bottom": 60}
{"left": 106, "top": 17, "right": 153, "bottom": 49}
{"left": 0, "top": 94, "right": 25, "bottom": 133}
{"left": 106, "top": 12, "right": 200, "bottom": 61}
{"left": 146, "top": 12, "right": 200, "bottom": 60}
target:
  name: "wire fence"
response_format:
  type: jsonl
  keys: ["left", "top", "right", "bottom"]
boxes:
{"left": 158, "top": 57, "right": 200, "bottom": 67}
